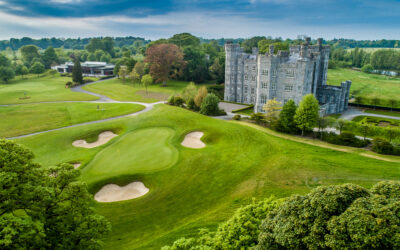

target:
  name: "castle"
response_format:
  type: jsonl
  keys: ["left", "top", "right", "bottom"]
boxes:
{"left": 224, "top": 37, "right": 351, "bottom": 115}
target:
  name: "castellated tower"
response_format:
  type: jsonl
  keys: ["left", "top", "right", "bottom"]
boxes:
{"left": 224, "top": 37, "right": 351, "bottom": 115}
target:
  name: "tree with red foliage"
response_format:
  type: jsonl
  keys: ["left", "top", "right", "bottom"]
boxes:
{"left": 145, "top": 44, "right": 186, "bottom": 86}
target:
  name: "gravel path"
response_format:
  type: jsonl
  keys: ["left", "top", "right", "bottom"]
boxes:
{"left": 340, "top": 107, "right": 400, "bottom": 121}
{"left": 6, "top": 78, "right": 163, "bottom": 140}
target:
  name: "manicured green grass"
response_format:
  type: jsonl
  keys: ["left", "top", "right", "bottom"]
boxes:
{"left": 0, "top": 102, "right": 144, "bottom": 138}
{"left": 327, "top": 68, "right": 400, "bottom": 107}
{"left": 0, "top": 72, "right": 98, "bottom": 104}
{"left": 14, "top": 105, "right": 400, "bottom": 249}
{"left": 81, "top": 127, "right": 179, "bottom": 186}
{"left": 346, "top": 48, "right": 400, "bottom": 53}
{"left": 82, "top": 78, "right": 191, "bottom": 103}
{"left": 364, "top": 109, "right": 400, "bottom": 118}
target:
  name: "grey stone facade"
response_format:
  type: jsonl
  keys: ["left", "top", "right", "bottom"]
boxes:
{"left": 224, "top": 37, "right": 351, "bottom": 115}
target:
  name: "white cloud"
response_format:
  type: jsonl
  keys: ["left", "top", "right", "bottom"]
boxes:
{"left": 49, "top": 0, "right": 82, "bottom": 3}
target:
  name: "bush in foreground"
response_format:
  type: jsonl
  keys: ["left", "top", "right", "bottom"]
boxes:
{"left": 0, "top": 139, "right": 111, "bottom": 249}
{"left": 199, "top": 93, "right": 224, "bottom": 116}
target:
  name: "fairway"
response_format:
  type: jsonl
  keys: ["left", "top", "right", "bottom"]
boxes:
{"left": 82, "top": 78, "right": 191, "bottom": 103}
{"left": 0, "top": 72, "right": 98, "bottom": 104}
{"left": 0, "top": 102, "right": 144, "bottom": 138}
{"left": 81, "top": 127, "right": 179, "bottom": 185}
{"left": 327, "top": 68, "right": 400, "bottom": 107}
{"left": 14, "top": 104, "right": 400, "bottom": 249}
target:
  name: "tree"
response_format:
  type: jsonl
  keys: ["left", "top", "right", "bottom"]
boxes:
{"left": 336, "top": 118, "right": 347, "bottom": 135}
{"left": 131, "top": 61, "right": 145, "bottom": 82}
{"left": 294, "top": 94, "right": 320, "bottom": 136}
{"left": 194, "top": 86, "right": 208, "bottom": 108}
{"left": 360, "top": 121, "right": 371, "bottom": 140}
{"left": 371, "top": 97, "right": 380, "bottom": 109}
{"left": 29, "top": 62, "right": 45, "bottom": 76}
{"left": 181, "top": 46, "right": 208, "bottom": 83}
{"left": 42, "top": 46, "right": 58, "bottom": 69}
{"left": 118, "top": 66, "right": 128, "bottom": 82}
{"left": 145, "top": 44, "right": 186, "bottom": 86}
{"left": 0, "top": 54, "right": 10, "bottom": 67}
{"left": 0, "top": 139, "right": 111, "bottom": 249}
{"left": 0, "top": 66, "right": 15, "bottom": 83}
{"left": 388, "top": 99, "right": 397, "bottom": 111}
{"left": 169, "top": 33, "right": 200, "bottom": 47}
{"left": 85, "top": 38, "right": 104, "bottom": 53}
{"left": 317, "top": 117, "right": 329, "bottom": 138}
{"left": 361, "top": 63, "right": 373, "bottom": 73}
{"left": 258, "top": 182, "right": 400, "bottom": 249}
{"left": 199, "top": 93, "right": 220, "bottom": 116}
{"left": 263, "top": 98, "right": 282, "bottom": 127}
{"left": 94, "top": 49, "right": 105, "bottom": 61}
{"left": 141, "top": 74, "right": 153, "bottom": 95}
{"left": 71, "top": 58, "right": 83, "bottom": 84}
{"left": 20, "top": 45, "right": 40, "bottom": 64}
{"left": 209, "top": 57, "right": 225, "bottom": 83}
{"left": 15, "top": 64, "right": 28, "bottom": 78}
{"left": 181, "top": 82, "right": 197, "bottom": 102}
{"left": 278, "top": 100, "right": 298, "bottom": 133}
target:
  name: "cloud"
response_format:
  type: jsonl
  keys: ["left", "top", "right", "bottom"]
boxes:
{"left": 49, "top": 0, "right": 81, "bottom": 3}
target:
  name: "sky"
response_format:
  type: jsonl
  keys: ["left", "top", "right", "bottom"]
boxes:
{"left": 0, "top": 0, "right": 399, "bottom": 40}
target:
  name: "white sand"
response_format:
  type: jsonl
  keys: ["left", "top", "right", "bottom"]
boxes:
{"left": 72, "top": 131, "right": 117, "bottom": 148}
{"left": 73, "top": 163, "right": 81, "bottom": 169}
{"left": 94, "top": 182, "right": 149, "bottom": 202}
{"left": 181, "top": 131, "right": 205, "bottom": 149}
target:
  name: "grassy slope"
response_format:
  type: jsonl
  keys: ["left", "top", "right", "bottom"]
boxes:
{"left": 14, "top": 105, "right": 400, "bottom": 249}
{"left": 0, "top": 102, "right": 144, "bottom": 138}
{"left": 327, "top": 68, "right": 400, "bottom": 107}
{"left": 82, "top": 78, "right": 190, "bottom": 103}
{"left": 0, "top": 73, "right": 98, "bottom": 104}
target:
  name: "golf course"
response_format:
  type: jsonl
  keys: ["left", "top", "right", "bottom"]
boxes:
{"left": 2, "top": 73, "right": 400, "bottom": 249}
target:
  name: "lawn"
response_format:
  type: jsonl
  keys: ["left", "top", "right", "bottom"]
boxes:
{"left": 364, "top": 109, "right": 400, "bottom": 118}
{"left": 82, "top": 78, "right": 191, "bottom": 103}
{"left": 351, "top": 115, "right": 400, "bottom": 127}
{"left": 0, "top": 71, "right": 98, "bottom": 104}
{"left": 327, "top": 68, "right": 400, "bottom": 108}
{"left": 14, "top": 104, "right": 400, "bottom": 249}
{"left": 0, "top": 102, "right": 144, "bottom": 138}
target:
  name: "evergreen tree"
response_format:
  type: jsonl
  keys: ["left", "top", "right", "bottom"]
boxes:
{"left": 72, "top": 58, "right": 83, "bottom": 84}
{"left": 294, "top": 94, "right": 319, "bottom": 136}
{"left": 199, "top": 93, "right": 220, "bottom": 116}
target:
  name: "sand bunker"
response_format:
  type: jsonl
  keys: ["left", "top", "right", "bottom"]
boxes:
{"left": 72, "top": 131, "right": 117, "bottom": 148}
{"left": 94, "top": 182, "right": 149, "bottom": 202}
{"left": 181, "top": 131, "right": 205, "bottom": 149}
{"left": 73, "top": 163, "right": 81, "bottom": 169}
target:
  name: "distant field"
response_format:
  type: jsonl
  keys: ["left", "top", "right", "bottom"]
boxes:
{"left": 0, "top": 72, "right": 97, "bottom": 104}
{"left": 364, "top": 109, "right": 400, "bottom": 118}
{"left": 346, "top": 47, "right": 400, "bottom": 52}
{"left": 327, "top": 68, "right": 400, "bottom": 108}
{"left": 0, "top": 102, "right": 144, "bottom": 138}
{"left": 83, "top": 78, "right": 193, "bottom": 103}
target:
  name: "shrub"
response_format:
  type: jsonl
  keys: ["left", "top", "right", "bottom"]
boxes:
{"left": 186, "top": 97, "right": 196, "bottom": 110}
{"left": 199, "top": 93, "right": 221, "bottom": 116}
{"left": 232, "top": 114, "right": 241, "bottom": 120}
{"left": 65, "top": 81, "right": 73, "bottom": 88}
{"left": 83, "top": 78, "right": 94, "bottom": 84}
{"left": 361, "top": 64, "right": 374, "bottom": 73}
{"left": 372, "top": 138, "right": 400, "bottom": 155}
{"left": 322, "top": 131, "right": 369, "bottom": 148}
{"left": 167, "top": 95, "right": 175, "bottom": 105}
{"left": 251, "top": 113, "right": 266, "bottom": 125}
{"left": 173, "top": 96, "right": 184, "bottom": 107}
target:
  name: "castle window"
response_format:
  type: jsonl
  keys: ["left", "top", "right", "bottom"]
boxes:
{"left": 272, "top": 70, "right": 277, "bottom": 77}
{"left": 271, "top": 83, "right": 277, "bottom": 90}
{"left": 284, "top": 99, "right": 288, "bottom": 104}
{"left": 246, "top": 65, "right": 249, "bottom": 70}
{"left": 251, "top": 76, "right": 256, "bottom": 81}
{"left": 252, "top": 65, "right": 256, "bottom": 71}
{"left": 286, "top": 69, "right": 294, "bottom": 77}
{"left": 251, "top": 96, "right": 255, "bottom": 103}
{"left": 244, "top": 96, "right": 247, "bottom": 102}
{"left": 262, "top": 69, "right": 268, "bottom": 76}
{"left": 244, "top": 75, "right": 248, "bottom": 80}
{"left": 260, "top": 95, "right": 267, "bottom": 104}
{"left": 244, "top": 85, "right": 248, "bottom": 94}
{"left": 251, "top": 88, "right": 255, "bottom": 95}
{"left": 261, "top": 82, "right": 268, "bottom": 88}
{"left": 284, "top": 85, "right": 293, "bottom": 92}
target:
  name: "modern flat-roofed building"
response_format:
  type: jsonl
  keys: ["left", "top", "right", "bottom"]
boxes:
{"left": 52, "top": 61, "right": 114, "bottom": 77}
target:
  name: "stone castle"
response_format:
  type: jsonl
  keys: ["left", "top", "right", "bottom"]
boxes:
{"left": 224, "top": 37, "right": 351, "bottom": 115}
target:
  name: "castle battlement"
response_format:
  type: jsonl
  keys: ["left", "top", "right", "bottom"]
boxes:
{"left": 224, "top": 37, "right": 351, "bottom": 115}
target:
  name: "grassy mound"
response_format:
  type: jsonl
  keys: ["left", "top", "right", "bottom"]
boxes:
{"left": 0, "top": 73, "right": 97, "bottom": 104}
{"left": 82, "top": 78, "right": 191, "bottom": 103}
{"left": 0, "top": 102, "right": 144, "bottom": 138}
{"left": 81, "top": 127, "right": 179, "bottom": 186}
{"left": 14, "top": 104, "right": 400, "bottom": 249}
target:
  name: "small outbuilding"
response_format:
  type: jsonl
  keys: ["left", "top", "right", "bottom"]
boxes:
{"left": 52, "top": 61, "right": 114, "bottom": 77}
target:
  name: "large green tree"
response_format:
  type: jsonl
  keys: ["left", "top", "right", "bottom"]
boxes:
{"left": 278, "top": 100, "right": 298, "bottom": 133}
{"left": 20, "top": 45, "right": 40, "bottom": 64}
{"left": 257, "top": 181, "right": 400, "bottom": 250}
{"left": 199, "top": 93, "right": 220, "bottom": 116}
{"left": 169, "top": 33, "right": 200, "bottom": 48}
{"left": 0, "top": 54, "right": 14, "bottom": 83}
{"left": 0, "top": 139, "right": 110, "bottom": 249}
{"left": 72, "top": 58, "right": 83, "bottom": 84}
{"left": 42, "top": 46, "right": 59, "bottom": 69}
{"left": 294, "top": 94, "right": 320, "bottom": 136}
{"left": 29, "top": 61, "right": 45, "bottom": 76}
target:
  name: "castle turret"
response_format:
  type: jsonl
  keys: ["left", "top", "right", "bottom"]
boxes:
{"left": 269, "top": 45, "right": 274, "bottom": 55}
{"left": 224, "top": 42, "right": 242, "bottom": 102}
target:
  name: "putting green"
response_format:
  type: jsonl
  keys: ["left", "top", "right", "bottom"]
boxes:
{"left": 81, "top": 127, "right": 178, "bottom": 185}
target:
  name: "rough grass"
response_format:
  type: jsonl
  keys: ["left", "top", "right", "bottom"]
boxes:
{"left": 14, "top": 105, "right": 400, "bottom": 249}
{"left": 0, "top": 72, "right": 97, "bottom": 104}
{"left": 0, "top": 102, "right": 144, "bottom": 138}
{"left": 327, "top": 68, "right": 400, "bottom": 107}
{"left": 82, "top": 78, "right": 191, "bottom": 103}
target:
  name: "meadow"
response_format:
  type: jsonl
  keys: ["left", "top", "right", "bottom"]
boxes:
{"left": 327, "top": 68, "right": 400, "bottom": 107}
{"left": 14, "top": 104, "right": 400, "bottom": 249}
{"left": 83, "top": 78, "right": 191, "bottom": 103}
{"left": 0, "top": 102, "right": 144, "bottom": 138}
{"left": 0, "top": 72, "right": 97, "bottom": 104}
